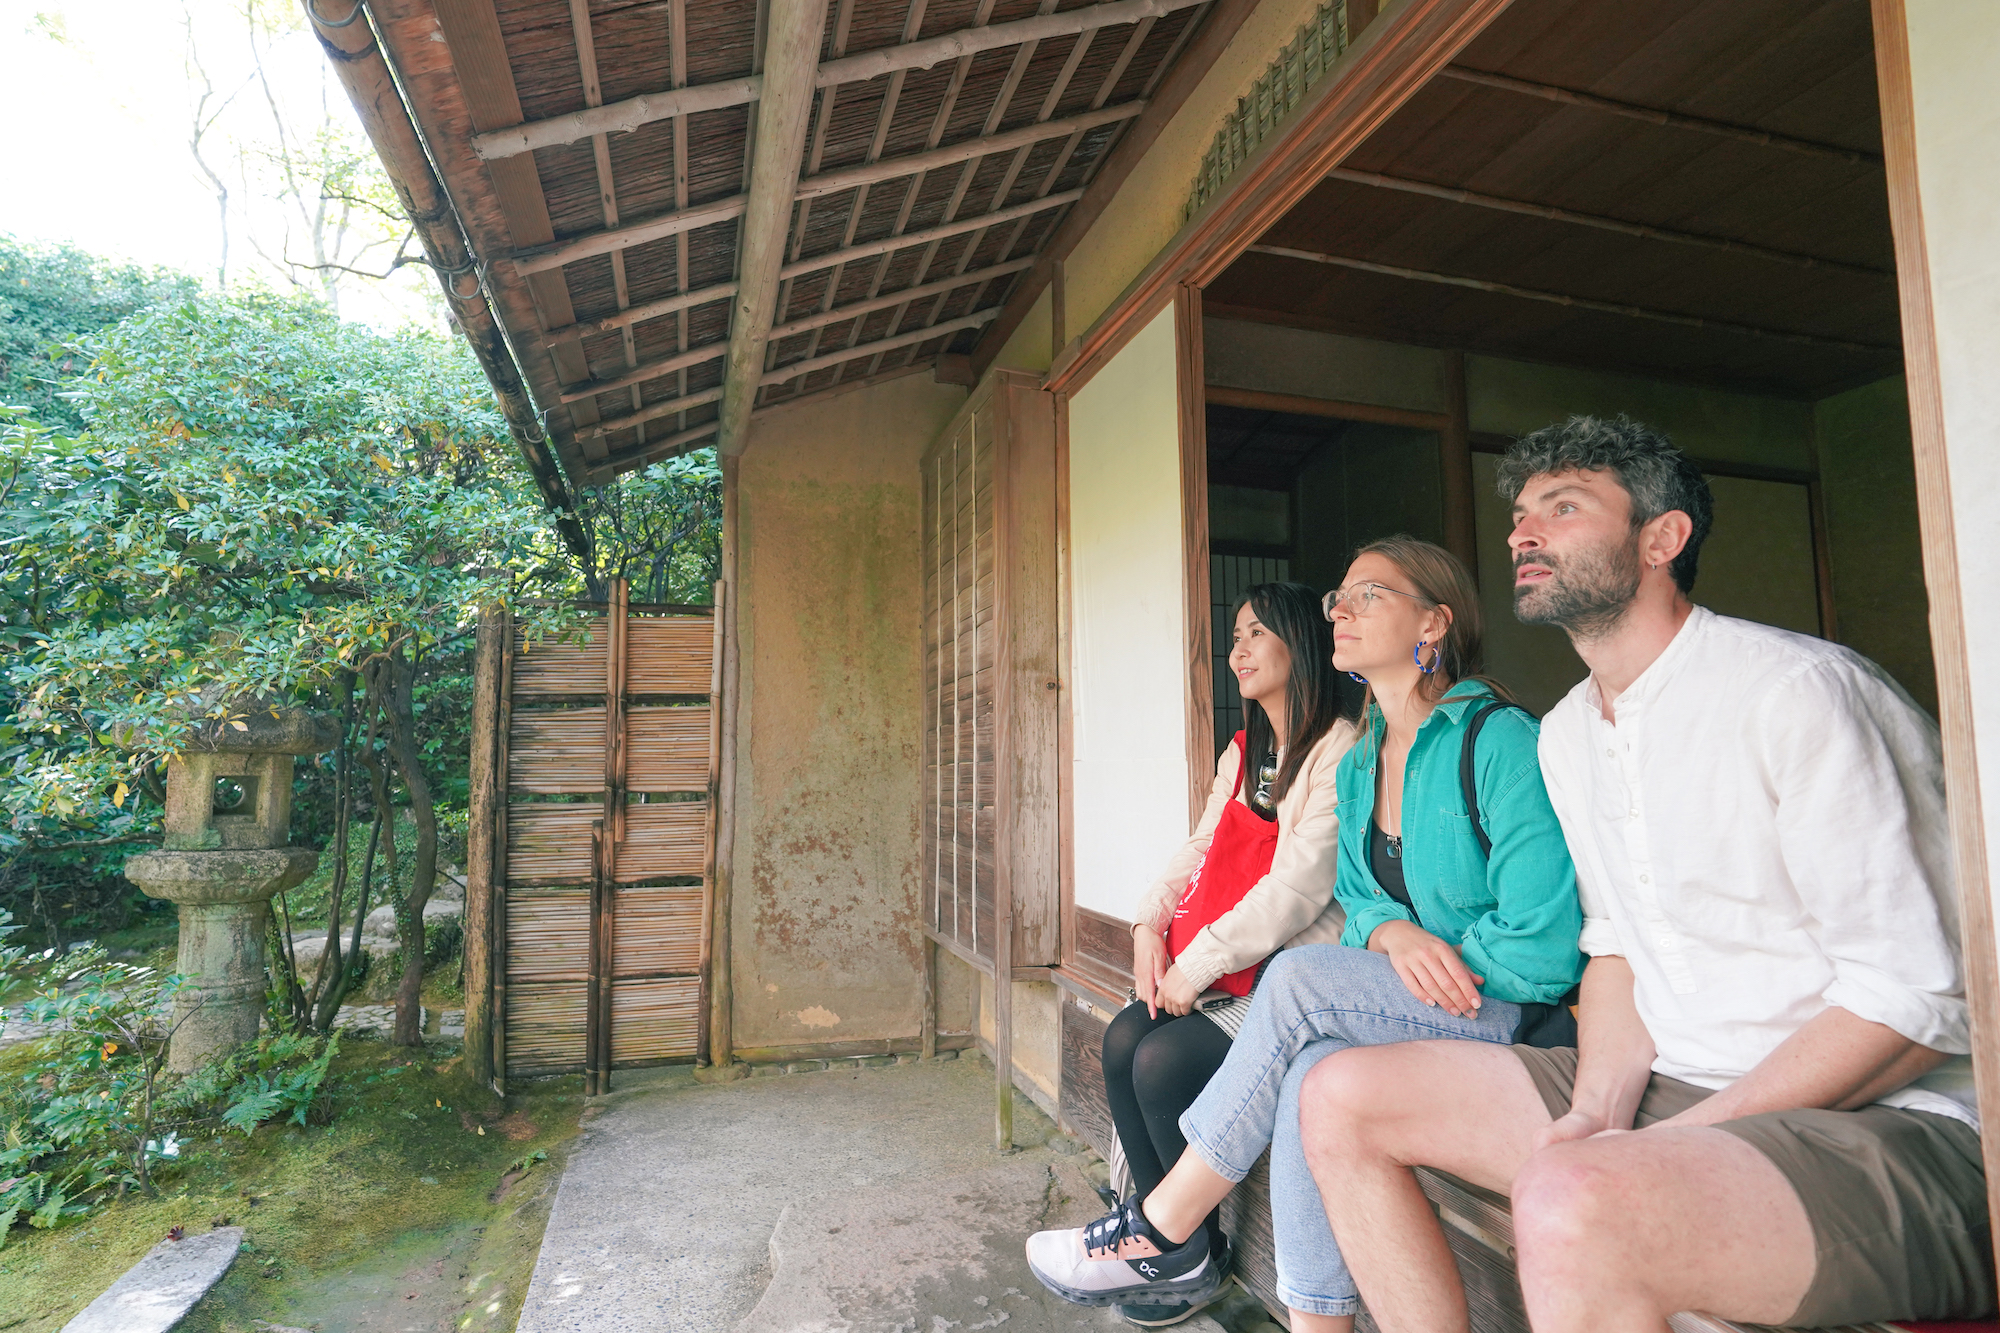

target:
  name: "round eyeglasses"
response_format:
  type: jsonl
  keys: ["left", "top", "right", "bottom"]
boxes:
{"left": 1322, "top": 582, "right": 1431, "bottom": 619}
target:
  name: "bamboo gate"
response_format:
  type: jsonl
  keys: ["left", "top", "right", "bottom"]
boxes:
{"left": 465, "top": 581, "right": 722, "bottom": 1093}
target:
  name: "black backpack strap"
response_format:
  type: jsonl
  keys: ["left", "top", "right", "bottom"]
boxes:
{"left": 1460, "top": 699, "right": 1532, "bottom": 859}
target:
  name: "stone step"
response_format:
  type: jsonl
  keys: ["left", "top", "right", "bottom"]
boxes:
{"left": 62, "top": 1225, "right": 242, "bottom": 1333}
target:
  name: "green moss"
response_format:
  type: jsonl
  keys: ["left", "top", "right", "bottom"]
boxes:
{"left": 0, "top": 1040, "right": 585, "bottom": 1332}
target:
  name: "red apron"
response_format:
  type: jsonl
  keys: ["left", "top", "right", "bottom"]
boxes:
{"left": 1166, "top": 732, "right": 1280, "bottom": 997}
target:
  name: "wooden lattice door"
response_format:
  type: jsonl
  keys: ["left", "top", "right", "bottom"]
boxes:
{"left": 921, "top": 371, "right": 1060, "bottom": 979}
{"left": 471, "top": 582, "right": 721, "bottom": 1092}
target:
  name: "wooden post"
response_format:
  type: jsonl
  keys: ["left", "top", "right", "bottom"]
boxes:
{"left": 1175, "top": 285, "right": 1213, "bottom": 822}
{"left": 1441, "top": 351, "right": 1478, "bottom": 578}
{"left": 1872, "top": 0, "right": 2000, "bottom": 1269}
{"left": 696, "top": 458, "right": 743, "bottom": 1082}
{"left": 491, "top": 609, "right": 515, "bottom": 1095}
{"left": 585, "top": 822, "right": 606, "bottom": 1097}
{"left": 592, "top": 580, "right": 629, "bottom": 1094}
{"left": 921, "top": 935, "right": 938, "bottom": 1061}
{"left": 698, "top": 581, "right": 727, "bottom": 1065}
{"left": 464, "top": 609, "right": 503, "bottom": 1085}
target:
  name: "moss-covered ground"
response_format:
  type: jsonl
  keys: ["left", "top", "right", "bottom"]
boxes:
{"left": 0, "top": 1034, "right": 586, "bottom": 1333}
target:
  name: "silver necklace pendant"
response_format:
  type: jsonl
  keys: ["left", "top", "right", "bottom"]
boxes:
{"left": 1386, "top": 833, "right": 1403, "bottom": 859}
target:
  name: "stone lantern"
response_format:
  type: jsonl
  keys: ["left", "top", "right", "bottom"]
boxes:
{"left": 125, "top": 705, "right": 338, "bottom": 1071}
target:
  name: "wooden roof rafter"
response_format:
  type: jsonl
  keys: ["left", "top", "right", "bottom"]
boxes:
{"left": 338, "top": 0, "right": 1227, "bottom": 484}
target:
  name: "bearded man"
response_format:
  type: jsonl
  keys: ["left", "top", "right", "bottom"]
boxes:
{"left": 1292, "top": 415, "right": 1989, "bottom": 1331}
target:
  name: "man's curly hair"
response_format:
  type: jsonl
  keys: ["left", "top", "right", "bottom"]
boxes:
{"left": 1495, "top": 414, "right": 1714, "bottom": 595}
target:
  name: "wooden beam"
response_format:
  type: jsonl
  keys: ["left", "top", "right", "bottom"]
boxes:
{"left": 1322, "top": 167, "right": 1894, "bottom": 279}
{"left": 770, "top": 257, "right": 1032, "bottom": 340}
{"left": 718, "top": 0, "right": 831, "bottom": 457}
{"left": 576, "top": 387, "right": 724, "bottom": 445}
{"left": 561, "top": 342, "right": 726, "bottom": 404}
{"left": 780, "top": 189, "right": 1084, "bottom": 281}
{"left": 762, "top": 309, "right": 999, "bottom": 386}
{"left": 1245, "top": 245, "right": 1901, "bottom": 354}
{"left": 1872, "top": 0, "right": 2000, "bottom": 1275}
{"left": 1439, "top": 66, "right": 1884, "bottom": 168}
{"left": 471, "top": 0, "right": 1203, "bottom": 161}
{"left": 546, "top": 281, "right": 738, "bottom": 342}
{"left": 1205, "top": 382, "right": 1450, "bottom": 431}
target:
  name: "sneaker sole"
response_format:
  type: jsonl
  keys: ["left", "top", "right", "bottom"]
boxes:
{"left": 1116, "top": 1284, "right": 1230, "bottom": 1327}
{"left": 1029, "top": 1260, "right": 1223, "bottom": 1309}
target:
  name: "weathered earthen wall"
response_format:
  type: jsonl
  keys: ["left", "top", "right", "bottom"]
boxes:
{"left": 730, "top": 373, "right": 973, "bottom": 1051}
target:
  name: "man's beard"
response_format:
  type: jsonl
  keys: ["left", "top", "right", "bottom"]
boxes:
{"left": 1514, "top": 537, "right": 1643, "bottom": 639}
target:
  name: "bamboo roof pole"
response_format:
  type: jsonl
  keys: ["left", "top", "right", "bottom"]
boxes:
{"left": 718, "top": 0, "right": 831, "bottom": 457}
{"left": 304, "top": 0, "right": 590, "bottom": 560}
{"left": 470, "top": 0, "right": 1207, "bottom": 161}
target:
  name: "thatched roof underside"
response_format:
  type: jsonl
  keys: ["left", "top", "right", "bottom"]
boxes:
{"left": 363, "top": 0, "right": 1219, "bottom": 485}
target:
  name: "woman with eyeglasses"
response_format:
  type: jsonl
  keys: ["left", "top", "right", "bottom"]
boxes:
{"left": 1028, "top": 538, "right": 1583, "bottom": 1331}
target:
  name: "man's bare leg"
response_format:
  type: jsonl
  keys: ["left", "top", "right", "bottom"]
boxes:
{"left": 1300, "top": 1041, "right": 1553, "bottom": 1333}
{"left": 1513, "top": 1127, "right": 1814, "bottom": 1332}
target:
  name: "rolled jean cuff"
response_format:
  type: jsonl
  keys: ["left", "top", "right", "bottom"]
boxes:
{"left": 1177, "top": 1118, "right": 1254, "bottom": 1185}
{"left": 1277, "top": 1286, "right": 1360, "bottom": 1316}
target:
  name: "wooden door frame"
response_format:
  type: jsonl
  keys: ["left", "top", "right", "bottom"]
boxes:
{"left": 1037, "top": 0, "right": 2000, "bottom": 1198}
{"left": 1048, "top": 0, "right": 1514, "bottom": 973}
{"left": 1871, "top": 0, "right": 2000, "bottom": 1253}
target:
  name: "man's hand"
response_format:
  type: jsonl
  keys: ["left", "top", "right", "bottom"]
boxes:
{"left": 1530, "top": 1108, "right": 1626, "bottom": 1152}
{"left": 1156, "top": 964, "right": 1199, "bottom": 1016}
{"left": 1370, "top": 919, "right": 1485, "bottom": 1017}
{"left": 1133, "top": 925, "right": 1170, "bottom": 1018}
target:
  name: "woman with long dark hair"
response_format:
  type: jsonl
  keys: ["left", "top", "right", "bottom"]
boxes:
{"left": 1096, "top": 580, "right": 1357, "bottom": 1326}
{"left": 1029, "top": 540, "right": 1583, "bottom": 1330}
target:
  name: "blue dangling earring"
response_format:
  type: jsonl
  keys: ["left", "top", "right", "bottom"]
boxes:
{"left": 1414, "top": 640, "right": 1439, "bottom": 674}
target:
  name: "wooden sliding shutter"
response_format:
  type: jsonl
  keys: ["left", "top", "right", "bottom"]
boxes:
{"left": 921, "top": 370, "right": 1060, "bottom": 976}
{"left": 484, "top": 583, "right": 722, "bottom": 1090}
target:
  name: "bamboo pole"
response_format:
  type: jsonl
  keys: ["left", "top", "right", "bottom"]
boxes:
{"left": 696, "top": 459, "right": 745, "bottom": 1081}
{"left": 463, "top": 609, "right": 502, "bottom": 1085}
{"left": 598, "top": 580, "right": 629, "bottom": 1091}
{"left": 470, "top": 0, "right": 1202, "bottom": 161}
{"left": 698, "top": 582, "right": 726, "bottom": 1065}
{"left": 491, "top": 611, "right": 515, "bottom": 1095}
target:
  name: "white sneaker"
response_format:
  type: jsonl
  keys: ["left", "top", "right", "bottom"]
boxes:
{"left": 1024, "top": 1199, "right": 1220, "bottom": 1307}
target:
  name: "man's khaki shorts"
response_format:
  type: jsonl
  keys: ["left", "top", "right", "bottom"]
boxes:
{"left": 1513, "top": 1045, "right": 1994, "bottom": 1325}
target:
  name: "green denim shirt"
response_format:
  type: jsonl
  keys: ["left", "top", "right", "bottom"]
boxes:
{"left": 1335, "top": 680, "right": 1584, "bottom": 1005}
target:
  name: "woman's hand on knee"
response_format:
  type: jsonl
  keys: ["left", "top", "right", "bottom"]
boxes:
{"left": 1156, "top": 963, "right": 1199, "bottom": 1016}
{"left": 1133, "top": 925, "right": 1169, "bottom": 1017}
{"left": 1369, "top": 919, "right": 1485, "bottom": 1017}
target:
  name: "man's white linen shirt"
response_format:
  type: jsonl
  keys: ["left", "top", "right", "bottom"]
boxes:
{"left": 1539, "top": 606, "right": 1977, "bottom": 1128}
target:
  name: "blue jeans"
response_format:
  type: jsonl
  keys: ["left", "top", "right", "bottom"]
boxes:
{"left": 1177, "top": 944, "right": 1524, "bottom": 1316}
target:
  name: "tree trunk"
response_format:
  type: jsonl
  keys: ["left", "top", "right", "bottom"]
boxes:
{"left": 379, "top": 651, "right": 438, "bottom": 1046}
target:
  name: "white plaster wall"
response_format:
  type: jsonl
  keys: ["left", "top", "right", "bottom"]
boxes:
{"left": 1903, "top": 3, "right": 2000, "bottom": 923}
{"left": 1067, "top": 306, "right": 1190, "bottom": 920}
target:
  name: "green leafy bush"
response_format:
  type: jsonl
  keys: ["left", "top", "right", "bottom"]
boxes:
{"left": 0, "top": 912, "right": 339, "bottom": 1242}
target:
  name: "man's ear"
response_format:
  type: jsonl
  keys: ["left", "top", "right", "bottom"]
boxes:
{"left": 1642, "top": 509, "right": 1694, "bottom": 570}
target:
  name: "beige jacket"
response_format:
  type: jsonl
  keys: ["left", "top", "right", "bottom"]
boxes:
{"left": 1132, "top": 720, "right": 1358, "bottom": 993}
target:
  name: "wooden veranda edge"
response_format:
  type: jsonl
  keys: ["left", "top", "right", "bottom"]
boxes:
{"left": 966, "top": 0, "right": 1260, "bottom": 381}
{"left": 1041, "top": 0, "right": 1516, "bottom": 398}
{"left": 1870, "top": 0, "right": 2000, "bottom": 1278}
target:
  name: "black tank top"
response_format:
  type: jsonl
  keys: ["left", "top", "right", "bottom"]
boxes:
{"left": 1369, "top": 820, "right": 1416, "bottom": 913}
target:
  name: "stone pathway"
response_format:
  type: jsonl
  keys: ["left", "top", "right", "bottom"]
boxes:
{"left": 516, "top": 1056, "right": 1154, "bottom": 1333}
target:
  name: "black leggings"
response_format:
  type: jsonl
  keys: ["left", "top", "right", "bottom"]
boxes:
{"left": 1102, "top": 1003, "right": 1233, "bottom": 1226}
